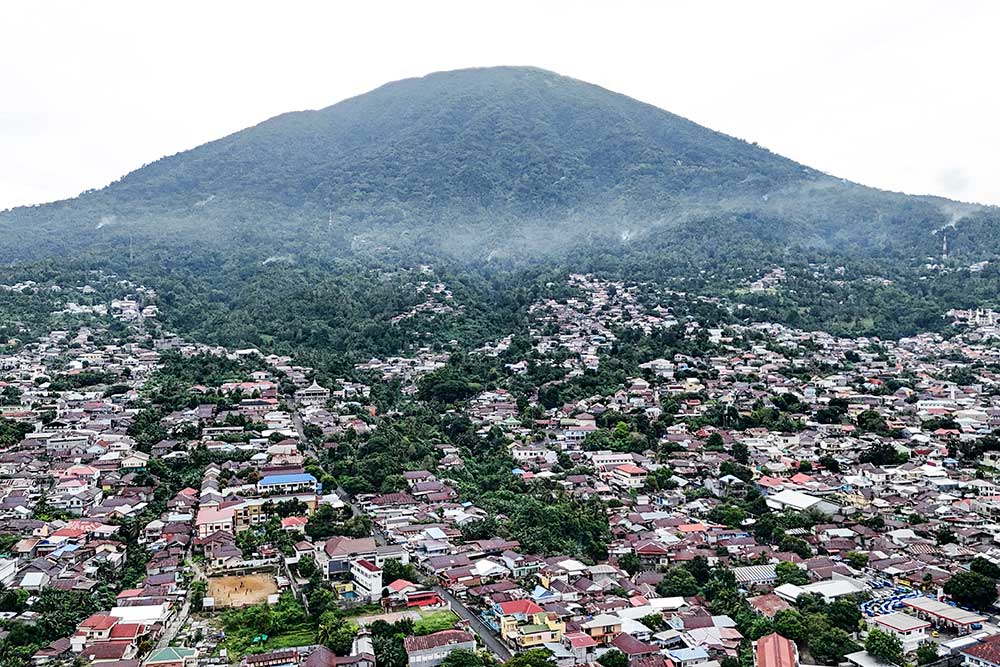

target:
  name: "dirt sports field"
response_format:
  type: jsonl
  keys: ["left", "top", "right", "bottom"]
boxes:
{"left": 207, "top": 574, "right": 278, "bottom": 608}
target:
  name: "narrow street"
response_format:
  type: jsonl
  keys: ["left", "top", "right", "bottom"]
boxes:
{"left": 154, "top": 597, "right": 191, "bottom": 652}
{"left": 433, "top": 586, "right": 512, "bottom": 661}
{"left": 154, "top": 559, "right": 205, "bottom": 651}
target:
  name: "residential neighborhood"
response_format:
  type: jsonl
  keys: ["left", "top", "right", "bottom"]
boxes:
{"left": 4, "top": 272, "right": 1000, "bottom": 667}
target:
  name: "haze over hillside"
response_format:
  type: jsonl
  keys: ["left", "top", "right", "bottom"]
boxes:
{"left": 1, "top": 66, "right": 993, "bottom": 264}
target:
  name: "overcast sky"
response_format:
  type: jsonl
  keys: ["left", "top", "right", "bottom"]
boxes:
{"left": 3, "top": 1, "right": 999, "bottom": 210}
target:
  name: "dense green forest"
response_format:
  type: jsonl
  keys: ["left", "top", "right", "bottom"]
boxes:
{"left": 5, "top": 229, "right": 1000, "bottom": 380}
{"left": 8, "top": 67, "right": 985, "bottom": 262}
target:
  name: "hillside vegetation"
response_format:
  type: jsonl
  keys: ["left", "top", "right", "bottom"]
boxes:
{"left": 3, "top": 66, "right": 995, "bottom": 263}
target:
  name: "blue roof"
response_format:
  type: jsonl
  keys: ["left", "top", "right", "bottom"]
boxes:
{"left": 51, "top": 544, "right": 79, "bottom": 557}
{"left": 259, "top": 473, "right": 317, "bottom": 485}
{"left": 531, "top": 585, "right": 555, "bottom": 601}
{"left": 670, "top": 648, "right": 709, "bottom": 661}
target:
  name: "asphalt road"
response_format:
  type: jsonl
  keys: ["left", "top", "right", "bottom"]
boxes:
{"left": 433, "top": 586, "right": 512, "bottom": 661}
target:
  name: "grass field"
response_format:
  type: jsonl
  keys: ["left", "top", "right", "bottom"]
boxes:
{"left": 414, "top": 610, "right": 459, "bottom": 635}
{"left": 223, "top": 624, "right": 316, "bottom": 657}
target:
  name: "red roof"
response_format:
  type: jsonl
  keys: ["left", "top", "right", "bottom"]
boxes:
{"left": 497, "top": 599, "right": 543, "bottom": 615}
{"left": 747, "top": 594, "right": 792, "bottom": 619}
{"left": 755, "top": 633, "right": 797, "bottom": 667}
{"left": 81, "top": 614, "right": 118, "bottom": 630}
{"left": 116, "top": 588, "right": 143, "bottom": 599}
{"left": 564, "top": 632, "right": 597, "bottom": 649}
{"left": 109, "top": 623, "right": 146, "bottom": 640}
{"left": 387, "top": 579, "right": 416, "bottom": 592}
{"left": 635, "top": 541, "right": 669, "bottom": 555}
{"left": 964, "top": 635, "right": 1000, "bottom": 665}
{"left": 354, "top": 559, "right": 380, "bottom": 573}
{"left": 51, "top": 528, "right": 86, "bottom": 538}
{"left": 678, "top": 523, "right": 707, "bottom": 533}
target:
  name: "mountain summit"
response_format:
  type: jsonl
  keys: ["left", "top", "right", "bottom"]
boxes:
{"left": 0, "top": 66, "right": 990, "bottom": 262}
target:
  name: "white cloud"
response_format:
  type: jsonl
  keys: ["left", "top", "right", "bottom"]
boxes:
{"left": 939, "top": 167, "right": 970, "bottom": 196}
{"left": 1, "top": 0, "right": 998, "bottom": 209}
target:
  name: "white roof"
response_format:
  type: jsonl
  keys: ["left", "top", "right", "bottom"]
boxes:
{"left": 423, "top": 527, "right": 448, "bottom": 540}
{"left": 846, "top": 650, "right": 896, "bottom": 667}
{"left": 766, "top": 489, "right": 821, "bottom": 511}
{"left": 774, "top": 583, "right": 806, "bottom": 601}
{"left": 471, "top": 559, "right": 508, "bottom": 577}
{"left": 902, "top": 597, "right": 987, "bottom": 625}
{"left": 620, "top": 618, "right": 651, "bottom": 636}
{"left": 615, "top": 597, "right": 688, "bottom": 620}
{"left": 582, "top": 614, "right": 623, "bottom": 628}
{"left": 800, "top": 578, "right": 868, "bottom": 599}
{"left": 872, "top": 612, "right": 930, "bottom": 632}
{"left": 21, "top": 572, "right": 46, "bottom": 586}
{"left": 557, "top": 558, "right": 588, "bottom": 572}
{"left": 109, "top": 603, "right": 170, "bottom": 624}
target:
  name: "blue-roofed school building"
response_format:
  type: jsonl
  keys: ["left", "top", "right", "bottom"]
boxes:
{"left": 256, "top": 473, "right": 319, "bottom": 495}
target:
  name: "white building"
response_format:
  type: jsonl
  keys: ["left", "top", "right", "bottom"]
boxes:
{"left": 351, "top": 558, "right": 383, "bottom": 601}
{"left": 868, "top": 613, "right": 930, "bottom": 653}
{"left": 295, "top": 381, "right": 330, "bottom": 407}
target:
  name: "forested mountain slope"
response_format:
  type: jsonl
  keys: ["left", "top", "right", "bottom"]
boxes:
{"left": 2, "top": 66, "right": 994, "bottom": 264}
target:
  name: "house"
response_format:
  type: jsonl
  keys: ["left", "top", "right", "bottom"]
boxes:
{"left": 403, "top": 630, "right": 476, "bottom": 667}
{"left": 493, "top": 599, "right": 565, "bottom": 649}
{"left": 281, "top": 516, "right": 308, "bottom": 533}
{"left": 120, "top": 451, "right": 150, "bottom": 470}
{"left": 72, "top": 614, "right": 120, "bottom": 650}
{"left": 610, "top": 633, "right": 660, "bottom": 663}
{"left": 611, "top": 465, "right": 648, "bottom": 489}
{"left": 195, "top": 507, "right": 235, "bottom": 538}
{"left": 963, "top": 635, "right": 1000, "bottom": 667}
{"left": 319, "top": 536, "right": 377, "bottom": 578}
{"left": 244, "top": 650, "right": 300, "bottom": 667}
{"left": 765, "top": 490, "right": 840, "bottom": 516}
{"left": 32, "top": 638, "right": 72, "bottom": 665}
{"left": 754, "top": 633, "right": 798, "bottom": 667}
{"left": 579, "top": 614, "right": 622, "bottom": 645}
{"left": 669, "top": 647, "right": 710, "bottom": 667}
{"left": 305, "top": 646, "right": 375, "bottom": 667}
{"left": 351, "top": 559, "right": 383, "bottom": 601}
{"left": 558, "top": 632, "right": 598, "bottom": 665}
{"left": 867, "top": 613, "right": 930, "bottom": 654}
{"left": 747, "top": 594, "right": 792, "bottom": 619}
{"left": 384, "top": 578, "right": 419, "bottom": 601}
{"left": 20, "top": 570, "right": 50, "bottom": 590}
{"left": 80, "top": 641, "right": 137, "bottom": 663}
{"left": 145, "top": 647, "right": 198, "bottom": 667}
{"left": 733, "top": 565, "right": 778, "bottom": 587}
